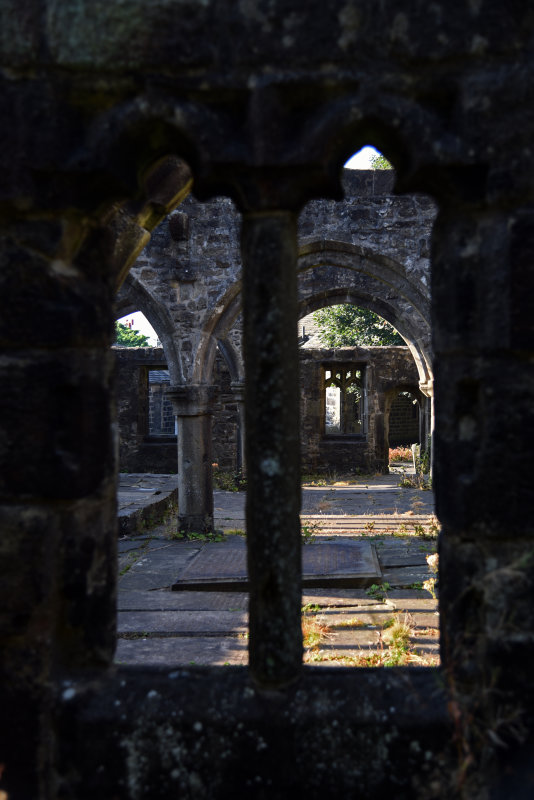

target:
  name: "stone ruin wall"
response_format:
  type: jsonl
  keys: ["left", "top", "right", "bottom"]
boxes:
{"left": 115, "top": 344, "right": 421, "bottom": 475}
{"left": 121, "top": 169, "right": 435, "bottom": 389}
{"left": 115, "top": 346, "right": 240, "bottom": 473}
{"left": 299, "top": 346, "right": 422, "bottom": 473}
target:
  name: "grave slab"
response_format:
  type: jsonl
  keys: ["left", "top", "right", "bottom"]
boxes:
{"left": 172, "top": 539, "right": 381, "bottom": 591}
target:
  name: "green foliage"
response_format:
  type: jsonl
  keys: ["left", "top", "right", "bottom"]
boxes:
{"left": 115, "top": 321, "right": 150, "bottom": 347}
{"left": 370, "top": 152, "right": 393, "bottom": 170}
{"left": 213, "top": 469, "right": 247, "bottom": 492}
{"left": 313, "top": 304, "right": 404, "bottom": 347}
{"left": 301, "top": 522, "right": 320, "bottom": 544}
{"left": 302, "top": 603, "right": 321, "bottom": 614}
{"left": 365, "top": 582, "right": 391, "bottom": 600}
{"left": 175, "top": 530, "right": 225, "bottom": 542}
{"left": 420, "top": 435, "right": 432, "bottom": 474}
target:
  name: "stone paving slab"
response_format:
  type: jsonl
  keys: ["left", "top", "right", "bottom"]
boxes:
{"left": 115, "top": 636, "right": 248, "bottom": 666}
{"left": 118, "top": 469, "right": 435, "bottom": 535}
{"left": 117, "top": 609, "right": 248, "bottom": 635}
{"left": 301, "top": 590, "right": 392, "bottom": 607}
{"left": 116, "top": 470, "right": 438, "bottom": 667}
{"left": 302, "top": 594, "right": 439, "bottom": 666}
{"left": 118, "top": 590, "right": 248, "bottom": 612}
{"left": 119, "top": 541, "right": 201, "bottom": 591}
{"left": 382, "top": 565, "right": 432, "bottom": 586}
{"left": 375, "top": 540, "right": 435, "bottom": 567}
{"left": 300, "top": 514, "right": 436, "bottom": 535}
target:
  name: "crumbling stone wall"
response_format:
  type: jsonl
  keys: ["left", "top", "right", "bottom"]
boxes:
{"left": 117, "top": 345, "right": 420, "bottom": 475}
{"left": 115, "top": 346, "right": 239, "bottom": 473}
{"left": 119, "top": 169, "right": 434, "bottom": 391}
{"left": 211, "top": 347, "right": 239, "bottom": 472}
{"left": 115, "top": 347, "right": 176, "bottom": 473}
{"left": 300, "top": 346, "right": 422, "bottom": 473}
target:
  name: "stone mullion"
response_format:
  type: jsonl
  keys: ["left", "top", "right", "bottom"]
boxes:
{"left": 241, "top": 211, "right": 302, "bottom": 687}
{"left": 230, "top": 381, "right": 246, "bottom": 475}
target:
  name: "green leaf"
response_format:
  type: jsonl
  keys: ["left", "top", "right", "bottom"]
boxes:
{"left": 313, "top": 305, "right": 404, "bottom": 347}
{"left": 115, "top": 322, "right": 150, "bottom": 347}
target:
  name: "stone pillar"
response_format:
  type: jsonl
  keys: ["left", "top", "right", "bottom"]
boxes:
{"left": 241, "top": 211, "right": 302, "bottom": 687}
{"left": 419, "top": 379, "right": 434, "bottom": 473}
{"left": 230, "top": 381, "right": 246, "bottom": 475}
{"left": 167, "top": 385, "right": 215, "bottom": 534}
{"left": 433, "top": 204, "right": 534, "bottom": 698}
{"left": 0, "top": 223, "right": 117, "bottom": 797}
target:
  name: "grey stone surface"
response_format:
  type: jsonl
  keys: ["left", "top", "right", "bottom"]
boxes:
{"left": 174, "top": 538, "right": 380, "bottom": 590}
{"left": 118, "top": 541, "right": 201, "bottom": 591}
{"left": 213, "top": 468, "right": 435, "bottom": 530}
{"left": 117, "top": 474, "right": 178, "bottom": 535}
{"left": 115, "top": 637, "right": 248, "bottom": 666}
{"left": 118, "top": 590, "right": 248, "bottom": 612}
{"left": 117, "top": 609, "right": 248, "bottom": 635}
{"left": 382, "top": 566, "right": 432, "bottom": 586}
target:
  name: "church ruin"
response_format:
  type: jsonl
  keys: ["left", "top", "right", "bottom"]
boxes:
{"left": 1, "top": 2, "right": 533, "bottom": 797}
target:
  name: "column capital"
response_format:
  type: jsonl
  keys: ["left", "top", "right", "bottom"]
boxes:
{"left": 419, "top": 379, "right": 434, "bottom": 398}
{"left": 230, "top": 381, "right": 245, "bottom": 401}
{"left": 166, "top": 385, "right": 216, "bottom": 416}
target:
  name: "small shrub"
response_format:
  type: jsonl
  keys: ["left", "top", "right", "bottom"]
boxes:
{"left": 213, "top": 469, "right": 247, "bottom": 492}
{"left": 389, "top": 446, "right": 413, "bottom": 462}
{"left": 365, "top": 582, "right": 391, "bottom": 600}
{"left": 301, "top": 521, "right": 321, "bottom": 544}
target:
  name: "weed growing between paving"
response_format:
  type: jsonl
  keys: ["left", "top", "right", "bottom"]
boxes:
{"left": 302, "top": 615, "right": 329, "bottom": 648}
{"left": 303, "top": 610, "right": 438, "bottom": 667}
{"left": 172, "top": 530, "right": 225, "bottom": 542}
{"left": 365, "top": 582, "right": 391, "bottom": 600}
{"left": 301, "top": 521, "right": 321, "bottom": 544}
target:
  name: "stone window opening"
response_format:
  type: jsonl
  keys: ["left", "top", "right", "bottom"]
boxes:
{"left": 147, "top": 368, "right": 177, "bottom": 438}
{"left": 324, "top": 364, "right": 366, "bottom": 436}
{"left": 388, "top": 390, "right": 420, "bottom": 448}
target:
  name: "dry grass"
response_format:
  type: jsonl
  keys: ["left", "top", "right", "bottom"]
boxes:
{"left": 304, "top": 612, "right": 440, "bottom": 667}
{"left": 302, "top": 613, "right": 330, "bottom": 649}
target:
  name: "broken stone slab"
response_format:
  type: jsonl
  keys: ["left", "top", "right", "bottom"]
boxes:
{"left": 119, "top": 543, "right": 201, "bottom": 591}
